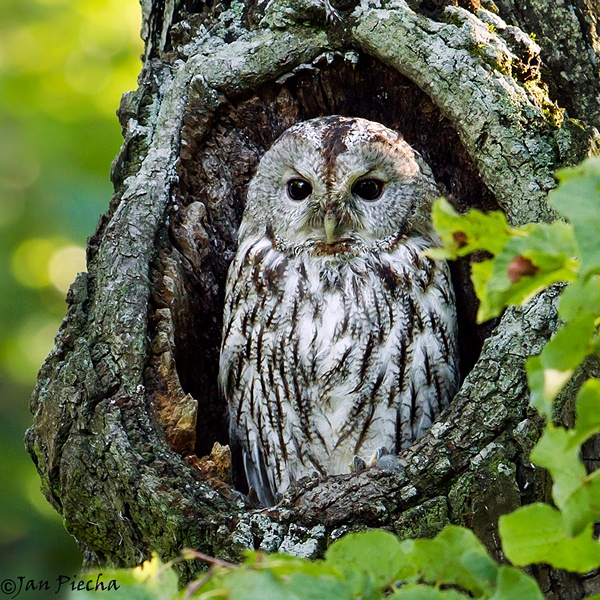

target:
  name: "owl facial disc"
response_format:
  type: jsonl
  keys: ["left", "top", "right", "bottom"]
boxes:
{"left": 241, "top": 115, "right": 439, "bottom": 256}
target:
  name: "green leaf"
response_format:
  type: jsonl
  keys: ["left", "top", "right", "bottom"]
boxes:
{"left": 284, "top": 573, "right": 355, "bottom": 600}
{"left": 561, "top": 470, "right": 600, "bottom": 537}
{"left": 437, "top": 527, "right": 497, "bottom": 589}
{"left": 409, "top": 526, "right": 496, "bottom": 596}
{"left": 224, "top": 570, "right": 298, "bottom": 600}
{"left": 531, "top": 426, "right": 600, "bottom": 537}
{"left": 195, "top": 553, "right": 357, "bottom": 600}
{"left": 549, "top": 157, "right": 600, "bottom": 277}
{"left": 427, "top": 197, "right": 512, "bottom": 259}
{"left": 540, "top": 315, "right": 597, "bottom": 372}
{"left": 499, "top": 503, "right": 600, "bottom": 572}
{"left": 72, "top": 555, "right": 181, "bottom": 600}
{"left": 558, "top": 275, "right": 600, "bottom": 321}
{"left": 488, "top": 566, "right": 544, "bottom": 600}
{"left": 470, "top": 259, "right": 494, "bottom": 322}
{"left": 242, "top": 552, "right": 340, "bottom": 579}
{"left": 530, "top": 426, "right": 586, "bottom": 507}
{"left": 481, "top": 222, "right": 577, "bottom": 321}
{"left": 573, "top": 378, "right": 600, "bottom": 445}
{"left": 325, "top": 530, "right": 413, "bottom": 591}
{"left": 408, "top": 538, "right": 447, "bottom": 582}
{"left": 529, "top": 382, "right": 600, "bottom": 535}
{"left": 429, "top": 200, "right": 579, "bottom": 323}
{"left": 526, "top": 355, "right": 552, "bottom": 419}
{"left": 511, "top": 222, "right": 577, "bottom": 271}
{"left": 391, "top": 584, "right": 471, "bottom": 599}
{"left": 526, "top": 315, "right": 597, "bottom": 413}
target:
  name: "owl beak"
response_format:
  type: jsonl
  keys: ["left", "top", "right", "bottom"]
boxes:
{"left": 324, "top": 210, "right": 338, "bottom": 243}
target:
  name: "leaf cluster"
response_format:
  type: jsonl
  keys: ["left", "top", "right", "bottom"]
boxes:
{"left": 74, "top": 528, "right": 544, "bottom": 600}
{"left": 430, "top": 156, "right": 600, "bottom": 574}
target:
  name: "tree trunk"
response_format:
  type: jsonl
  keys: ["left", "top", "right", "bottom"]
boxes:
{"left": 26, "top": 0, "right": 600, "bottom": 597}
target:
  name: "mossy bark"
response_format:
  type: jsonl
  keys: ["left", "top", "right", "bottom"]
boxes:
{"left": 27, "top": 0, "right": 600, "bottom": 597}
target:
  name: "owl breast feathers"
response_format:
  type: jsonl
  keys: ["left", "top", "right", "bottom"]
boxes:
{"left": 219, "top": 116, "right": 459, "bottom": 506}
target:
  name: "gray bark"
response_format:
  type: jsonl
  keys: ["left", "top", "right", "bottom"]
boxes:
{"left": 27, "top": 0, "right": 600, "bottom": 597}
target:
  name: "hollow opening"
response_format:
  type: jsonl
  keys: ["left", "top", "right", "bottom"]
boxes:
{"left": 149, "top": 51, "right": 499, "bottom": 492}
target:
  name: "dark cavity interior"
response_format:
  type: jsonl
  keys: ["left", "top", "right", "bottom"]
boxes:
{"left": 150, "top": 52, "right": 499, "bottom": 462}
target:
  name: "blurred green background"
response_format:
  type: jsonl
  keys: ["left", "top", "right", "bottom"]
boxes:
{"left": 0, "top": 0, "right": 143, "bottom": 593}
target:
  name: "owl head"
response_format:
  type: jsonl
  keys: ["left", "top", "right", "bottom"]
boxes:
{"left": 240, "top": 116, "right": 439, "bottom": 253}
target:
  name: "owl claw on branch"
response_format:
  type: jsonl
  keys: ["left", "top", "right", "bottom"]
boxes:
{"left": 353, "top": 455, "right": 368, "bottom": 475}
{"left": 353, "top": 447, "right": 405, "bottom": 475}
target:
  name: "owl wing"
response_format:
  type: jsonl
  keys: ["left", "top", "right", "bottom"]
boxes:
{"left": 219, "top": 239, "right": 287, "bottom": 507}
{"left": 393, "top": 250, "right": 460, "bottom": 447}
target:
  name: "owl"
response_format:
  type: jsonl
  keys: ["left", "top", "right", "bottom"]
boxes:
{"left": 219, "top": 116, "right": 459, "bottom": 506}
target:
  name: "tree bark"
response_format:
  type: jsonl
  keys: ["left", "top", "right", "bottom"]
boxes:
{"left": 27, "top": 0, "right": 600, "bottom": 597}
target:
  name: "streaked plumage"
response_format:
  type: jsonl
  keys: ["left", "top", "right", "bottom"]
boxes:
{"left": 219, "top": 116, "right": 459, "bottom": 506}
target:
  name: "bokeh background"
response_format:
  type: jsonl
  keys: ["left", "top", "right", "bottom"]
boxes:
{"left": 0, "top": 0, "right": 143, "bottom": 593}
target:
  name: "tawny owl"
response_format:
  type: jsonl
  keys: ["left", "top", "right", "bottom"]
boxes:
{"left": 219, "top": 116, "right": 459, "bottom": 506}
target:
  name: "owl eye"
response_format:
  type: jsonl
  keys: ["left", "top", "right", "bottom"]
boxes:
{"left": 286, "top": 178, "right": 312, "bottom": 201}
{"left": 352, "top": 178, "right": 384, "bottom": 201}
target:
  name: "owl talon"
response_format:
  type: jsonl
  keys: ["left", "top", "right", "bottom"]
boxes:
{"left": 375, "top": 448, "right": 405, "bottom": 474}
{"left": 375, "top": 446, "right": 389, "bottom": 462}
{"left": 353, "top": 455, "right": 367, "bottom": 475}
{"left": 353, "top": 447, "right": 404, "bottom": 475}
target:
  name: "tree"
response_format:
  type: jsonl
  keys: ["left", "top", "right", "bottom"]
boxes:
{"left": 26, "top": 0, "right": 600, "bottom": 596}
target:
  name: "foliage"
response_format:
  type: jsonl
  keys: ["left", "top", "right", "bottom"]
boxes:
{"left": 429, "top": 156, "right": 600, "bottom": 573}
{"left": 78, "top": 157, "right": 600, "bottom": 599}
{"left": 73, "top": 529, "right": 544, "bottom": 599}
